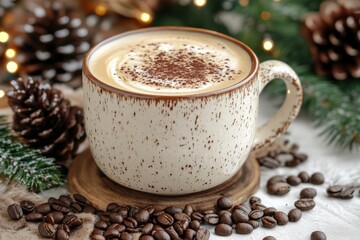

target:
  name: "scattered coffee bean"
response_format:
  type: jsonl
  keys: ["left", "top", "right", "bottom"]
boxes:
{"left": 83, "top": 204, "right": 96, "bottom": 214}
{"left": 258, "top": 156, "right": 281, "bottom": 168}
{"left": 298, "top": 171, "right": 310, "bottom": 183}
{"left": 215, "top": 223, "right": 232, "bottom": 236}
{"left": 311, "top": 231, "right": 327, "bottom": 240}
{"left": 57, "top": 224, "right": 70, "bottom": 234}
{"left": 267, "top": 182, "right": 291, "bottom": 196}
{"left": 263, "top": 236, "right": 276, "bottom": 240}
{"left": 25, "top": 212, "right": 43, "bottom": 222}
{"left": 157, "top": 213, "right": 174, "bottom": 226}
{"left": 184, "top": 204, "right": 193, "bottom": 216}
{"left": 263, "top": 207, "right": 277, "bottom": 216}
{"left": 327, "top": 185, "right": 354, "bottom": 199}
{"left": 174, "top": 213, "right": 191, "bottom": 222}
{"left": 294, "top": 198, "right": 316, "bottom": 211}
{"left": 232, "top": 209, "right": 249, "bottom": 223}
{"left": 235, "top": 222, "right": 253, "bottom": 234}
{"left": 7, "top": 203, "right": 23, "bottom": 220}
{"left": 165, "top": 206, "right": 183, "bottom": 215}
{"left": 104, "top": 228, "right": 120, "bottom": 239}
{"left": 249, "top": 196, "right": 261, "bottom": 204}
{"left": 45, "top": 211, "right": 64, "bottom": 224}
{"left": 140, "top": 235, "right": 155, "bottom": 240}
{"left": 184, "top": 228, "right": 196, "bottom": 240}
{"left": 285, "top": 158, "right": 302, "bottom": 167}
{"left": 153, "top": 229, "right": 171, "bottom": 240}
{"left": 124, "top": 217, "right": 138, "bottom": 228}
{"left": 310, "top": 172, "right": 325, "bottom": 185}
{"left": 70, "top": 202, "right": 82, "bottom": 213}
{"left": 111, "top": 212, "right": 124, "bottom": 224}
{"left": 91, "top": 235, "right": 105, "bottom": 240}
{"left": 20, "top": 200, "right": 35, "bottom": 214}
{"left": 165, "top": 226, "right": 180, "bottom": 240}
{"left": 204, "top": 213, "right": 219, "bottom": 225}
{"left": 339, "top": 188, "right": 355, "bottom": 199}
{"left": 247, "top": 220, "right": 259, "bottom": 229}
{"left": 38, "top": 222, "right": 56, "bottom": 238}
{"left": 106, "top": 202, "right": 119, "bottom": 212}
{"left": 288, "top": 208, "right": 302, "bottom": 222}
{"left": 120, "top": 232, "right": 134, "bottom": 240}
{"left": 59, "top": 195, "right": 72, "bottom": 206}
{"left": 233, "top": 204, "right": 250, "bottom": 214}
{"left": 267, "top": 175, "right": 287, "bottom": 187}
{"left": 63, "top": 214, "right": 83, "bottom": 228}
{"left": 273, "top": 211, "right": 288, "bottom": 225}
{"left": 51, "top": 200, "right": 71, "bottom": 213}
{"left": 55, "top": 229, "right": 69, "bottom": 240}
{"left": 261, "top": 216, "right": 277, "bottom": 228}
{"left": 286, "top": 175, "right": 302, "bottom": 186}
{"left": 173, "top": 220, "right": 188, "bottom": 235}
{"left": 249, "top": 209, "right": 264, "bottom": 220}
{"left": 218, "top": 211, "right": 232, "bottom": 225}
{"left": 73, "top": 194, "right": 88, "bottom": 205}
{"left": 195, "top": 227, "right": 210, "bottom": 240}
{"left": 217, "top": 197, "right": 233, "bottom": 209}
{"left": 300, "top": 188, "right": 317, "bottom": 199}
{"left": 36, "top": 203, "right": 52, "bottom": 215}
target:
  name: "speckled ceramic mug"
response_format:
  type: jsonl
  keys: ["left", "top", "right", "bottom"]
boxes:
{"left": 83, "top": 27, "right": 302, "bottom": 195}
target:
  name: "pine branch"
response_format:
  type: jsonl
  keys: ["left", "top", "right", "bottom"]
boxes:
{"left": 0, "top": 115, "right": 65, "bottom": 192}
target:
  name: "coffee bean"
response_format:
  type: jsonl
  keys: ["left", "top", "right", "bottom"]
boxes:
{"left": 263, "top": 236, "right": 276, "bottom": 240}
{"left": 173, "top": 220, "right": 189, "bottom": 235}
{"left": 51, "top": 200, "right": 71, "bottom": 213}
{"left": 110, "top": 212, "right": 124, "bottom": 224}
{"left": 233, "top": 204, "right": 250, "bottom": 214}
{"left": 295, "top": 198, "right": 316, "bottom": 211}
{"left": 273, "top": 211, "right": 288, "bottom": 225}
{"left": 106, "top": 202, "right": 120, "bottom": 212}
{"left": 195, "top": 227, "right": 210, "bottom": 240}
{"left": 232, "top": 209, "right": 249, "bottom": 223}
{"left": 247, "top": 220, "right": 259, "bottom": 229}
{"left": 165, "top": 226, "right": 180, "bottom": 240}
{"left": 184, "top": 228, "right": 196, "bottom": 240}
{"left": 55, "top": 229, "right": 69, "bottom": 240}
{"left": 57, "top": 224, "right": 70, "bottom": 234}
{"left": 59, "top": 195, "right": 72, "bottom": 206}
{"left": 36, "top": 203, "right": 52, "bottom": 215}
{"left": 298, "top": 171, "right": 310, "bottom": 183}
{"left": 152, "top": 230, "right": 171, "bottom": 240}
{"left": 184, "top": 204, "right": 193, "bottom": 216}
{"left": 83, "top": 204, "right": 96, "bottom": 214}
{"left": 191, "top": 212, "right": 204, "bottom": 221}
{"left": 133, "top": 209, "right": 149, "bottom": 224}
{"left": 104, "top": 228, "right": 120, "bottom": 238}
{"left": 63, "top": 214, "right": 83, "bottom": 228}
{"left": 174, "top": 212, "right": 191, "bottom": 222}
{"left": 48, "top": 197, "right": 56, "bottom": 204}
{"left": 99, "top": 211, "right": 112, "bottom": 222}
{"left": 286, "top": 175, "right": 301, "bottom": 186}
{"left": 7, "top": 203, "right": 23, "bottom": 220}
{"left": 25, "top": 212, "right": 43, "bottom": 222}
{"left": 251, "top": 202, "right": 267, "bottom": 211}
{"left": 263, "top": 207, "right": 277, "bottom": 216}
{"left": 128, "top": 205, "right": 139, "bottom": 218}
{"left": 311, "top": 231, "right": 327, "bottom": 240}
{"left": 142, "top": 223, "right": 154, "bottom": 235}
{"left": 202, "top": 210, "right": 214, "bottom": 215}
{"left": 326, "top": 185, "right": 343, "bottom": 197}
{"left": 91, "top": 235, "right": 105, "bottom": 240}
{"left": 165, "top": 206, "right": 183, "bottom": 215}
{"left": 92, "top": 228, "right": 104, "bottom": 236}
{"left": 339, "top": 187, "right": 355, "bottom": 199}
{"left": 310, "top": 172, "right": 325, "bottom": 185}
{"left": 300, "top": 188, "right": 317, "bottom": 199}
{"left": 189, "top": 220, "right": 201, "bottom": 231}
{"left": 288, "top": 208, "right": 302, "bottom": 222}
{"left": 249, "top": 210, "right": 264, "bottom": 220}
{"left": 261, "top": 216, "right": 277, "bottom": 228}
{"left": 20, "top": 200, "right": 35, "bottom": 214}
{"left": 38, "top": 222, "right": 56, "bottom": 238}
{"left": 258, "top": 157, "right": 281, "bottom": 168}
{"left": 73, "top": 194, "right": 88, "bottom": 205}
{"left": 267, "top": 175, "right": 287, "bottom": 187}
{"left": 144, "top": 205, "right": 155, "bottom": 215}
{"left": 214, "top": 223, "right": 232, "bottom": 236}
{"left": 70, "top": 202, "right": 82, "bottom": 213}
{"left": 124, "top": 217, "right": 138, "bottom": 228}
{"left": 218, "top": 211, "right": 232, "bottom": 225}
{"left": 235, "top": 223, "right": 253, "bottom": 234}
{"left": 140, "top": 235, "right": 155, "bottom": 240}
{"left": 45, "top": 211, "right": 64, "bottom": 224}
{"left": 204, "top": 213, "right": 219, "bottom": 225}
{"left": 285, "top": 158, "right": 302, "bottom": 167}
{"left": 120, "top": 232, "right": 134, "bottom": 240}
{"left": 217, "top": 197, "right": 233, "bottom": 209}
{"left": 267, "top": 182, "right": 291, "bottom": 196}
{"left": 249, "top": 196, "right": 261, "bottom": 205}
{"left": 157, "top": 213, "right": 174, "bottom": 226}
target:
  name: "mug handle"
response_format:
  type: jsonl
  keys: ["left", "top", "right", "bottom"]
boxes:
{"left": 252, "top": 60, "right": 303, "bottom": 150}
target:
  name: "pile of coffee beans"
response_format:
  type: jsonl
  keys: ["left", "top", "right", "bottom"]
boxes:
{"left": 7, "top": 194, "right": 86, "bottom": 239}
{"left": 267, "top": 171, "right": 324, "bottom": 196}
{"left": 256, "top": 141, "right": 308, "bottom": 168}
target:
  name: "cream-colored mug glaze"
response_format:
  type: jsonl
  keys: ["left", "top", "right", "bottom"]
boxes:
{"left": 83, "top": 27, "right": 303, "bottom": 195}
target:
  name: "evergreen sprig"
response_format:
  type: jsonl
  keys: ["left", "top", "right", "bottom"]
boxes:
{"left": 0, "top": 116, "right": 65, "bottom": 192}
{"left": 154, "top": 0, "right": 360, "bottom": 150}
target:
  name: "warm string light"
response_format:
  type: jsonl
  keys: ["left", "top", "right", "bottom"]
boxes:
{"left": 239, "top": 0, "right": 249, "bottom": 7}
{"left": 5, "top": 48, "right": 16, "bottom": 59}
{"left": 95, "top": 3, "right": 107, "bottom": 16}
{"left": 193, "top": 0, "right": 207, "bottom": 8}
{"left": 262, "top": 37, "right": 274, "bottom": 52}
{"left": 0, "top": 90, "right": 5, "bottom": 98}
{"left": 261, "top": 11, "right": 271, "bottom": 21}
{"left": 6, "top": 61, "right": 18, "bottom": 73}
{"left": 138, "top": 12, "right": 153, "bottom": 24}
{"left": 0, "top": 31, "right": 9, "bottom": 43}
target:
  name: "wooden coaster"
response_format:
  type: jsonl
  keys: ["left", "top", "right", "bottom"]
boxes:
{"left": 68, "top": 150, "right": 260, "bottom": 211}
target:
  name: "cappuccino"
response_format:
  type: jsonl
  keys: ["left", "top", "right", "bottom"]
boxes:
{"left": 89, "top": 29, "right": 252, "bottom": 96}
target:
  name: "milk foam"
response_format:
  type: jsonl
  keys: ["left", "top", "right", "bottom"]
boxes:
{"left": 88, "top": 30, "right": 252, "bottom": 96}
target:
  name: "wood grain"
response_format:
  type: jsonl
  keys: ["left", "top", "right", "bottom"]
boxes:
{"left": 68, "top": 150, "right": 260, "bottom": 211}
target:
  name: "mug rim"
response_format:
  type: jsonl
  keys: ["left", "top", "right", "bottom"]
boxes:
{"left": 83, "top": 26, "right": 259, "bottom": 99}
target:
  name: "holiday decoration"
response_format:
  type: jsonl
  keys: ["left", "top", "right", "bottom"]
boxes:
{"left": 8, "top": 0, "right": 92, "bottom": 87}
{"left": 0, "top": 115, "right": 64, "bottom": 192}
{"left": 7, "top": 77, "right": 86, "bottom": 163}
{"left": 302, "top": 0, "right": 360, "bottom": 80}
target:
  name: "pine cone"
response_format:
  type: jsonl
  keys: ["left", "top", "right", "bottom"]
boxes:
{"left": 7, "top": 77, "right": 86, "bottom": 163}
{"left": 302, "top": 0, "right": 360, "bottom": 80}
{"left": 9, "top": 0, "right": 91, "bottom": 87}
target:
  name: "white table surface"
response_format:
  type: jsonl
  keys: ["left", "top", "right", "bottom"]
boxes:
{"left": 41, "top": 94, "right": 360, "bottom": 240}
